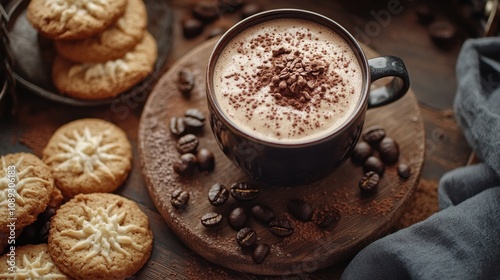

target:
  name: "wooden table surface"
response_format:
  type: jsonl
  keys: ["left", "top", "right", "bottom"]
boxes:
{"left": 0, "top": 0, "right": 474, "bottom": 279}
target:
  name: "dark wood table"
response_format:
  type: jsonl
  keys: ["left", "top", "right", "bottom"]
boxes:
{"left": 1, "top": 0, "right": 474, "bottom": 279}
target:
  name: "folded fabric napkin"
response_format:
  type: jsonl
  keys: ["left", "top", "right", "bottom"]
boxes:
{"left": 341, "top": 37, "right": 500, "bottom": 280}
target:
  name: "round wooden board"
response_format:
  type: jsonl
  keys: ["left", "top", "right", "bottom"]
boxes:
{"left": 138, "top": 38, "right": 425, "bottom": 276}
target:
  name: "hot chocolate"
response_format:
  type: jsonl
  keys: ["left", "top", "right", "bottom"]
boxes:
{"left": 212, "top": 18, "right": 363, "bottom": 144}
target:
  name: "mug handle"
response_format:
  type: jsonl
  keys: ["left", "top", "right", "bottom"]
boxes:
{"left": 367, "top": 56, "right": 410, "bottom": 108}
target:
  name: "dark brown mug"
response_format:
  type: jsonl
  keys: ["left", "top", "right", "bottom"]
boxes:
{"left": 206, "top": 9, "right": 410, "bottom": 186}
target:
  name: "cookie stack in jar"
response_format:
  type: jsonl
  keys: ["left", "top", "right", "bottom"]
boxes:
{"left": 26, "top": 0, "right": 157, "bottom": 100}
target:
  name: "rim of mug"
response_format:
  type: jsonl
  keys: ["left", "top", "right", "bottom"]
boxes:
{"left": 206, "top": 8, "right": 370, "bottom": 147}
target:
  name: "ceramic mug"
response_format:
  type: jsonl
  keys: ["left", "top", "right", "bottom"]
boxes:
{"left": 206, "top": 9, "right": 410, "bottom": 186}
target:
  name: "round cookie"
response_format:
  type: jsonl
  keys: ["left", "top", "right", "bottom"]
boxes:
{"left": 48, "top": 193, "right": 153, "bottom": 280}
{"left": 52, "top": 32, "right": 158, "bottom": 100}
{"left": 27, "top": 0, "right": 127, "bottom": 40}
{"left": 0, "top": 152, "right": 54, "bottom": 232}
{"left": 55, "top": 0, "right": 148, "bottom": 63}
{"left": 0, "top": 243, "right": 68, "bottom": 279}
{"left": 42, "top": 118, "right": 132, "bottom": 199}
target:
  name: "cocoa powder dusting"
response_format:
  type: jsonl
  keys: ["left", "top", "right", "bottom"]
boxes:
{"left": 221, "top": 28, "right": 356, "bottom": 139}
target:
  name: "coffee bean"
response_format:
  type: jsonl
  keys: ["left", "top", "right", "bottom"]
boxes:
{"left": 177, "top": 134, "right": 199, "bottom": 154}
{"left": 252, "top": 244, "right": 270, "bottom": 264}
{"left": 236, "top": 227, "right": 257, "bottom": 248}
{"left": 171, "top": 189, "right": 190, "bottom": 209}
{"left": 379, "top": 137, "right": 400, "bottom": 164}
{"left": 230, "top": 182, "right": 259, "bottom": 201}
{"left": 208, "top": 183, "right": 229, "bottom": 206}
{"left": 359, "top": 171, "right": 380, "bottom": 192}
{"left": 185, "top": 108, "right": 206, "bottom": 122}
{"left": 363, "top": 156, "right": 385, "bottom": 175}
{"left": 178, "top": 69, "right": 195, "bottom": 93}
{"left": 315, "top": 208, "right": 341, "bottom": 230}
{"left": 201, "top": 212, "right": 223, "bottom": 228}
{"left": 351, "top": 141, "right": 373, "bottom": 165}
{"left": 173, "top": 153, "right": 198, "bottom": 176}
{"left": 182, "top": 18, "right": 204, "bottom": 39}
{"left": 170, "top": 116, "right": 186, "bottom": 136}
{"left": 269, "top": 219, "right": 294, "bottom": 237}
{"left": 197, "top": 148, "right": 215, "bottom": 172}
{"left": 362, "top": 126, "right": 386, "bottom": 146}
{"left": 251, "top": 204, "right": 275, "bottom": 224}
{"left": 397, "top": 163, "right": 411, "bottom": 179}
{"left": 228, "top": 207, "right": 249, "bottom": 230}
{"left": 287, "top": 199, "right": 313, "bottom": 222}
{"left": 184, "top": 117, "right": 205, "bottom": 131}
{"left": 428, "top": 20, "right": 456, "bottom": 49}
{"left": 192, "top": 2, "right": 219, "bottom": 22}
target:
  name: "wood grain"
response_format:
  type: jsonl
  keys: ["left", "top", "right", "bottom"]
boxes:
{"left": 138, "top": 38, "right": 425, "bottom": 275}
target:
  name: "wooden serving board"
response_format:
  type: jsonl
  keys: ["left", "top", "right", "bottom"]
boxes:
{"left": 138, "top": 38, "right": 425, "bottom": 275}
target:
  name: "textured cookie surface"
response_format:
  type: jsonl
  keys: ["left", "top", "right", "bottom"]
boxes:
{"left": 55, "top": 0, "right": 148, "bottom": 63}
{"left": 42, "top": 119, "right": 132, "bottom": 199}
{"left": 52, "top": 32, "right": 158, "bottom": 100}
{"left": 0, "top": 153, "right": 53, "bottom": 232}
{"left": 27, "top": 0, "right": 127, "bottom": 40}
{"left": 48, "top": 193, "right": 153, "bottom": 280}
{"left": 0, "top": 243, "right": 68, "bottom": 279}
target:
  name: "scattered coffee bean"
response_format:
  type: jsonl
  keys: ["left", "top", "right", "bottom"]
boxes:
{"left": 184, "top": 116, "right": 205, "bottom": 131}
{"left": 315, "top": 208, "right": 341, "bottom": 230}
{"left": 397, "top": 163, "right": 411, "bottom": 179}
{"left": 173, "top": 153, "right": 198, "bottom": 176}
{"left": 228, "top": 207, "right": 249, "bottom": 230}
{"left": 251, "top": 204, "right": 275, "bottom": 224}
{"left": 177, "top": 134, "right": 199, "bottom": 154}
{"left": 192, "top": 2, "right": 219, "bottom": 23}
{"left": 230, "top": 182, "right": 259, "bottom": 201}
{"left": 236, "top": 227, "right": 257, "bottom": 248}
{"left": 363, "top": 156, "right": 385, "bottom": 175}
{"left": 269, "top": 219, "right": 294, "bottom": 238}
{"left": 416, "top": 5, "right": 434, "bottom": 25}
{"left": 252, "top": 244, "right": 270, "bottom": 264}
{"left": 359, "top": 171, "right": 380, "bottom": 192}
{"left": 287, "top": 199, "right": 313, "bottom": 222}
{"left": 208, "top": 183, "right": 229, "bottom": 206}
{"left": 178, "top": 69, "right": 195, "bottom": 93}
{"left": 351, "top": 141, "right": 373, "bottom": 165}
{"left": 428, "top": 20, "right": 456, "bottom": 49}
{"left": 197, "top": 148, "right": 215, "bottom": 172}
{"left": 379, "top": 137, "right": 400, "bottom": 164}
{"left": 170, "top": 116, "right": 186, "bottom": 136}
{"left": 171, "top": 189, "right": 190, "bottom": 209}
{"left": 201, "top": 212, "right": 223, "bottom": 228}
{"left": 362, "top": 126, "right": 386, "bottom": 146}
{"left": 241, "top": 3, "right": 262, "bottom": 19}
{"left": 185, "top": 108, "right": 206, "bottom": 122}
{"left": 182, "top": 18, "right": 204, "bottom": 39}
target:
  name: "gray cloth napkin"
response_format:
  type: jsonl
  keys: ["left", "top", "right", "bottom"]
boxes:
{"left": 341, "top": 37, "right": 500, "bottom": 280}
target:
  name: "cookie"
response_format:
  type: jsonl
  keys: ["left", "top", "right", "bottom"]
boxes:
{"left": 42, "top": 119, "right": 132, "bottom": 199}
{"left": 52, "top": 32, "right": 158, "bottom": 100}
{"left": 48, "top": 193, "right": 153, "bottom": 280}
{"left": 27, "top": 0, "right": 128, "bottom": 40}
{"left": 0, "top": 153, "right": 54, "bottom": 233}
{"left": 55, "top": 0, "right": 148, "bottom": 63}
{"left": 0, "top": 243, "right": 68, "bottom": 279}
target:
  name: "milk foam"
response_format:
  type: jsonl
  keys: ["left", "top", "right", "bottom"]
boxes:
{"left": 213, "top": 18, "right": 363, "bottom": 144}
